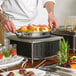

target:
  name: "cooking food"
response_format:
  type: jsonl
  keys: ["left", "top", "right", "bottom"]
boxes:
{"left": 16, "top": 24, "right": 51, "bottom": 38}
{"left": 17, "top": 24, "right": 51, "bottom": 33}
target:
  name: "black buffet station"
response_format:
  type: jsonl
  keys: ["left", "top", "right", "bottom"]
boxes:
{"left": 7, "top": 35, "right": 62, "bottom": 65}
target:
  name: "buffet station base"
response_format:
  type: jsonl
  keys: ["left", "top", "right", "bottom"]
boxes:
{"left": 7, "top": 35, "right": 62, "bottom": 65}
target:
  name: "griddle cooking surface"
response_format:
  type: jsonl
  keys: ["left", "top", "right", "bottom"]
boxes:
{"left": 17, "top": 35, "right": 51, "bottom": 39}
{"left": 53, "top": 29, "right": 76, "bottom": 36}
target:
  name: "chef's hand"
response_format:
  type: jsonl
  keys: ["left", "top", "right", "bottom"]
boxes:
{"left": 0, "top": 13, "right": 16, "bottom": 33}
{"left": 48, "top": 13, "right": 59, "bottom": 29}
{"left": 3, "top": 20, "right": 16, "bottom": 33}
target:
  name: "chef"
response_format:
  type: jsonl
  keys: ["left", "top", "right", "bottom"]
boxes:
{"left": 0, "top": 0, "right": 58, "bottom": 34}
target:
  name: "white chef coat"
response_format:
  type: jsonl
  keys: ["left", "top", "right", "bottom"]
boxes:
{"left": 0, "top": 0, "right": 55, "bottom": 29}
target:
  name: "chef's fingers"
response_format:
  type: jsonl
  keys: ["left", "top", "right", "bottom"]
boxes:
{"left": 3, "top": 24, "right": 10, "bottom": 32}
{"left": 10, "top": 21, "right": 16, "bottom": 33}
{"left": 49, "top": 21, "right": 53, "bottom": 29}
{"left": 3, "top": 25, "right": 9, "bottom": 32}
{"left": 54, "top": 20, "right": 59, "bottom": 28}
{"left": 6, "top": 21, "right": 12, "bottom": 32}
{"left": 3, "top": 21, "right": 12, "bottom": 32}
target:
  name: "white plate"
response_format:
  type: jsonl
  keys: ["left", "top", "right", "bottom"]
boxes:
{"left": 0, "top": 68, "right": 49, "bottom": 76}
{"left": 0, "top": 55, "right": 26, "bottom": 69}
{"left": 56, "top": 66, "right": 76, "bottom": 72}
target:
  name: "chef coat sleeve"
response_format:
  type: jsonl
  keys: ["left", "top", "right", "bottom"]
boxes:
{"left": 41, "top": 0, "right": 56, "bottom": 7}
{"left": 0, "top": 0, "right": 4, "bottom": 10}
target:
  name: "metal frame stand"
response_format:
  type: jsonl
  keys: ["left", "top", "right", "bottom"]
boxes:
{"left": 31, "top": 43, "right": 34, "bottom": 66}
{"left": 7, "top": 35, "right": 62, "bottom": 66}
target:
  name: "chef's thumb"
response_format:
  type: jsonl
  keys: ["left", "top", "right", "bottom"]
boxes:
{"left": 12, "top": 26, "right": 16, "bottom": 33}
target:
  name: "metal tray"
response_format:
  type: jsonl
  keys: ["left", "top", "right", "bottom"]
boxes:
{"left": 0, "top": 55, "right": 25, "bottom": 69}
{"left": 55, "top": 25, "right": 76, "bottom": 35}
{"left": 16, "top": 31, "right": 51, "bottom": 39}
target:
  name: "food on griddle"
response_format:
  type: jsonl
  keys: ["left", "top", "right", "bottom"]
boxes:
{"left": 17, "top": 24, "right": 51, "bottom": 32}
{"left": 7, "top": 72, "right": 15, "bottom": 76}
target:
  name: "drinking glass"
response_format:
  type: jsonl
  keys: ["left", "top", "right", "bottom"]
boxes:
{"left": 64, "top": 16, "right": 76, "bottom": 31}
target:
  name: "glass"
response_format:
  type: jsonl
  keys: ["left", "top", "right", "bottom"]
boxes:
{"left": 2, "top": 46, "right": 7, "bottom": 51}
{"left": 8, "top": 44, "right": 13, "bottom": 50}
{"left": 12, "top": 44, "right": 17, "bottom": 49}
{"left": 0, "top": 43, "right": 2, "bottom": 47}
{"left": 64, "top": 16, "right": 76, "bottom": 32}
{"left": 9, "top": 44, "right": 17, "bottom": 56}
{"left": 0, "top": 45, "right": 4, "bottom": 60}
{"left": 0, "top": 48, "right": 2, "bottom": 53}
